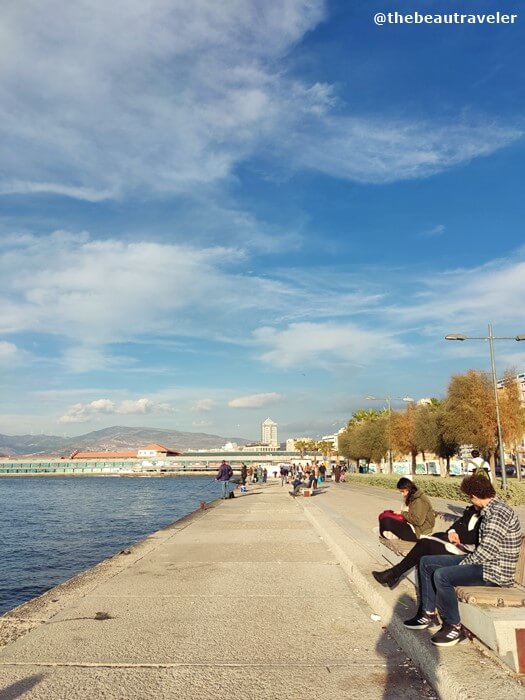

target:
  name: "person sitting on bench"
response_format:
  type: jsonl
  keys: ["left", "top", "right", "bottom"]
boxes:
{"left": 372, "top": 503, "right": 481, "bottom": 588}
{"left": 289, "top": 475, "right": 304, "bottom": 497}
{"left": 403, "top": 475, "right": 521, "bottom": 647}
{"left": 378, "top": 477, "right": 435, "bottom": 542}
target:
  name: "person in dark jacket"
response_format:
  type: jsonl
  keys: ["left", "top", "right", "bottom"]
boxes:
{"left": 216, "top": 460, "right": 233, "bottom": 499}
{"left": 378, "top": 478, "right": 435, "bottom": 541}
{"left": 240, "top": 463, "right": 247, "bottom": 486}
{"left": 372, "top": 504, "right": 481, "bottom": 588}
{"left": 289, "top": 475, "right": 304, "bottom": 497}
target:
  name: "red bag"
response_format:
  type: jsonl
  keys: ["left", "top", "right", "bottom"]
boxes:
{"left": 378, "top": 510, "right": 406, "bottom": 523}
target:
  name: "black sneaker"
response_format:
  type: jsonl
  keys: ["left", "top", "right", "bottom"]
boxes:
{"left": 431, "top": 623, "right": 466, "bottom": 647}
{"left": 403, "top": 610, "right": 439, "bottom": 630}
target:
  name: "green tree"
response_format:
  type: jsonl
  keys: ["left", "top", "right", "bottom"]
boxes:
{"left": 413, "top": 400, "right": 458, "bottom": 476}
{"left": 338, "top": 411, "right": 388, "bottom": 470}
{"left": 441, "top": 370, "right": 497, "bottom": 478}
{"left": 293, "top": 440, "right": 309, "bottom": 458}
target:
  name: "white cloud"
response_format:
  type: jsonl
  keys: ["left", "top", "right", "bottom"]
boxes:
{"left": 392, "top": 257, "right": 525, "bottom": 330}
{"left": 59, "top": 397, "right": 175, "bottom": 423}
{"left": 228, "top": 392, "right": 282, "bottom": 408}
{"left": 420, "top": 224, "right": 446, "bottom": 238}
{"left": 0, "top": 0, "right": 520, "bottom": 201}
{"left": 289, "top": 117, "right": 522, "bottom": 184}
{"left": 192, "top": 420, "right": 214, "bottom": 428}
{"left": 0, "top": 0, "right": 326, "bottom": 199}
{"left": 0, "top": 341, "right": 20, "bottom": 365}
{"left": 194, "top": 399, "right": 216, "bottom": 412}
{"left": 0, "top": 231, "right": 283, "bottom": 347}
{"left": 253, "top": 322, "right": 408, "bottom": 369}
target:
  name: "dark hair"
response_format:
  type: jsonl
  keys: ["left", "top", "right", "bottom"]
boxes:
{"left": 460, "top": 475, "right": 496, "bottom": 499}
{"left": 471, "top": 449, "right": 480, "bottom": 458}
{"left": 396, "top": 477, "right": 418, "bottom": 505}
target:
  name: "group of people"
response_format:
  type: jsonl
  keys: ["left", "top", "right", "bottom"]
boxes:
{"left": 373, "top": 474, "right": 521, "bottom": 647}
{"left": 216, "top": 460, "right": 270, "bottom": 498}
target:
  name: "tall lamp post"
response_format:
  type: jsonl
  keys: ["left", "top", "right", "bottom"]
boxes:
{"left": 365, "top": 395, "right": 414, "bottom": 473}
{"left": 445, "top": 324, "right": 525, "bottom": 492}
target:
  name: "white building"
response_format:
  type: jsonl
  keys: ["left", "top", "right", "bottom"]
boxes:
{"left": 261, "top": 418, "right": 278, "bottom": 447}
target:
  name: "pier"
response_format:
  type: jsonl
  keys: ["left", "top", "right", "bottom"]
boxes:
{"left": 0, "top": 482, "right": 523, "bottom": 699}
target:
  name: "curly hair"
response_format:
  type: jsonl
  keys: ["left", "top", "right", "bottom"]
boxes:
{"left": 460, "top": 474, "right": 496, "bottom": 499}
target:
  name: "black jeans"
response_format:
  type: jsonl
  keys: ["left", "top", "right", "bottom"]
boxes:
{"left": 379, "top": 516, "right": 417, "bottom": 541}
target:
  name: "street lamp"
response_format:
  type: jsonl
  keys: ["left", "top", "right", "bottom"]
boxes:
{"left": 445, "top": 323, "right": 525, "bottom": 492}
{"left": 365, "top": 395, "right": 415, "bottom": 473}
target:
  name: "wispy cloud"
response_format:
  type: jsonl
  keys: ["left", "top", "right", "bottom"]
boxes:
{"left": 253, "top": 322, "right": 408, "bottom": 369}
{"left": 0, "top": 341, "right": 21, "bottom": 366}
{"left": 59, "top": 397, "right": 175, "bottom": 424}
{"left": 420, "top": 224, "right": 446, "bottom": 238}
{"left": 1, "top": 1, "right": 520, "bottom": 202}
{"left": 289, "top": 116, "right": 522, "bottom": 184}
{"left": 228, "top": 392, "right": 282, "bottom": 408}
{"left": 193, "top": 399, "right": 216, "bottom": 412}
{"left": 391, "top": 256, "right": 525, "bottom": 330}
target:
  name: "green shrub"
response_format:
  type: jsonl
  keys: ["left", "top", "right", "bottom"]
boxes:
{"left": 342, "top": 473, "right": 525, "bottom": 505}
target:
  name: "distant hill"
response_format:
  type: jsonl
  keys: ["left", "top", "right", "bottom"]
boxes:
{"left": 0, "top": 426, "right": 252, "bottom": 457}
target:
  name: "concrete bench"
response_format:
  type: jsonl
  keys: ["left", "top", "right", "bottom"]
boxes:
{"left": 377, "top": 511, "right": 525, "bottom": 673}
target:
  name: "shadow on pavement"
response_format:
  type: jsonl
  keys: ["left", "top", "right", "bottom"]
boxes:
{"left": 377, "top": 593, "right": 439, "bottom": 700}
{"left": 0, "top": 674, "right": 45, "bottom": 700}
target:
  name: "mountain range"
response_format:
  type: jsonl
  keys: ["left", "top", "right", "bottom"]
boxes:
{"left": 0, "top": 426, "right": 252, "bottom": 457}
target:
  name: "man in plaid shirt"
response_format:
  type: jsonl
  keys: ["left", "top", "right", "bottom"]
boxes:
{"left": 403, "top": 475, "right": 521, "bottom": 647}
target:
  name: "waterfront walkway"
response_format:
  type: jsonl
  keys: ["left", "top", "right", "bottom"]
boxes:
{"left": 0, "top": 482, "right": 523, "bottom": 699}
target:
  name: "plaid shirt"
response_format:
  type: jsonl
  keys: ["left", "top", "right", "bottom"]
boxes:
{"left": 460, "top": 497, "right": 521, "bottom": 586}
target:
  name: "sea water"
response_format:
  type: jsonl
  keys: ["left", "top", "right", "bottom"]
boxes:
{"left": 0, "top": 476, "right": 222, "bottom": 615}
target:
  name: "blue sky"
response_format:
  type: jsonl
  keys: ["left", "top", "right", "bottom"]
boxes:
{"left": 1, "top": 0, "right": 524, "bottom": 441}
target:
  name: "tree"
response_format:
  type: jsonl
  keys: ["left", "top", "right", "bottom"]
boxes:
{"left": 498, "top": 370, "right": 525, "bottom": 481}
{"left": 413, "top": 400, "right": 457, "bottom": 476}
{"left": 317, "top": 440, "right": 333, "bottom": 464}
{"left": 338, "top": 411, "right": 388, "bottom": 470}
{"left": 305, "top": 439, "right": 319, "bottom": 465}
{"left": 293, "top": 440, "right": 309, "bottom": 458}
{"left": 390, "top": 403, "right": 420, "bottom": 475}
{"left": 441, "top": 370, "right": 497, "bottom": 478}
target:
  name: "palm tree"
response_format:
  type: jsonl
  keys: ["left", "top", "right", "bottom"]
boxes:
{"left": 293, "top": 440, "right": 309, "bottom": 458}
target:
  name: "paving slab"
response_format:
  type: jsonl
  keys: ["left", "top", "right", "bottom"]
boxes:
{"left": 167, "top": 528, "right": 315, "bottom": 544}
{"left": 92, "top": 561, "right": 348, "bottom": 597}
{"left": 0, "top": 482, "right": 438, "bottom": 699}
{"left": 139, "top": 541, "right": 334, "bottom": 562}
{"left": 0, "top": 663, "right": 437, "bottom": 700}
{"left": 0, "top": 595, "right": 377, "bottom": 665}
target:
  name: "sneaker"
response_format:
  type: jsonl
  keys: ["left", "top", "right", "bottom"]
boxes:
{"left": 403, "top": 610, "right": 439, "bottom": 630}
{"left": 431, "top": 623, "right": 466, "bottom": 647}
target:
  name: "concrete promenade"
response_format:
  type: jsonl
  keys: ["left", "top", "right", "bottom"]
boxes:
{"left": 0, "top": 481, "right": 523, "bottom": 699}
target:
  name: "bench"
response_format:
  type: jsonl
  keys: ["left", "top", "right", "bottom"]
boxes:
{"left": 377, "top": 511, "right": 525, "bottom": 672}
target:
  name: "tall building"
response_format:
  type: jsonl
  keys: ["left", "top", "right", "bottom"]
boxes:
{"left": 261, "top": 418, "right": 278, "bottom": 447}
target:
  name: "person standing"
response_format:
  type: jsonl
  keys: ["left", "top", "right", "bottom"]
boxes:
{"left": 216, "top": 459, "right": 233, "bottom": 499}
{"left": 404, "top": 475, "right": 521, "bottom": 646}
{"left": 466, "top": 449, "right": 492, "bottom": 482}
{"left": 240, "top": 463, "right": 247, "bottom": 486}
